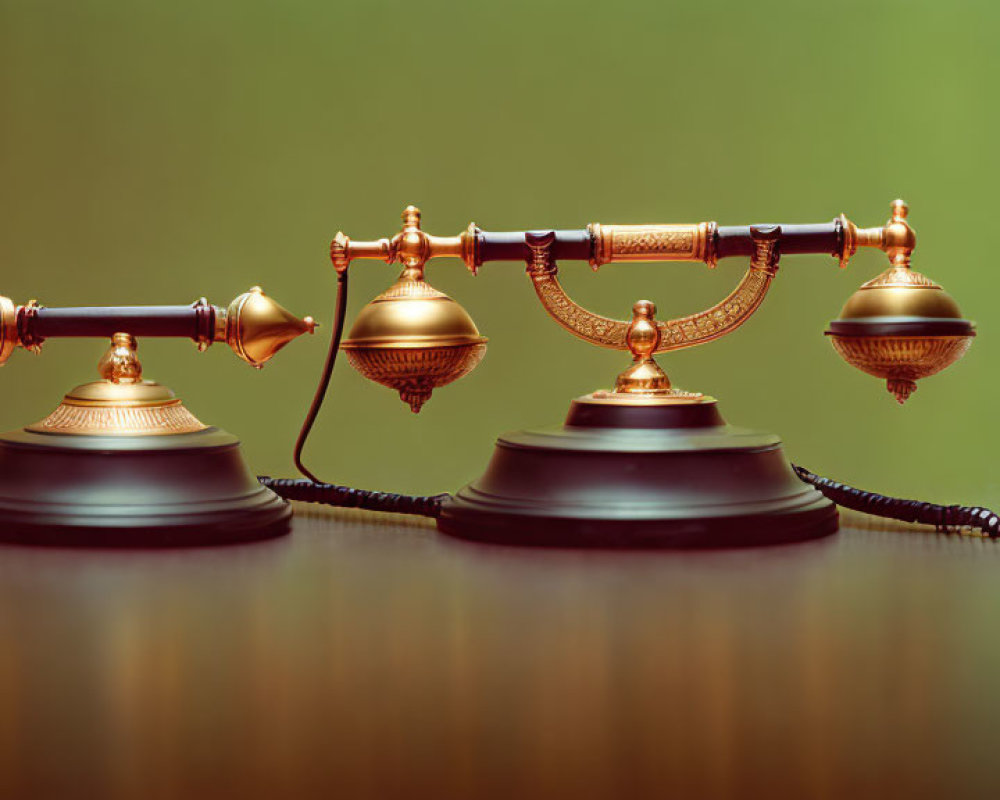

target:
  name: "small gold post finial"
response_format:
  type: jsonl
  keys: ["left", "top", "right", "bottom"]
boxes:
{"left": 98, "top": 333, "right": 142, "bottom": 384}
{"left": 402, "top": 205, "right": 421, "bottom": 227}
{"left": 613, "top": 301, "right": 672, "bottom": 394}
{"left": 627, "top": 300, "right": 661, "bottom": 360}
{"left": 883, "top": 198, "right": 915, "bottom": 269}
{"left": 397, "top": 204, "right": 430, "bottom": 277}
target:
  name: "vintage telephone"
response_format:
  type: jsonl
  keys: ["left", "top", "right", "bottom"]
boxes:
{"left": 0, "top": 288, "right": 314, "bottom": 545}
{"left": 266, "top": 199, "right": 988, "bottom": 548}
{"left": 0, "top": 201, "right": 990, "bottom": 547}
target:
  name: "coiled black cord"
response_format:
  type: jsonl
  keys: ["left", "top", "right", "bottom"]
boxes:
{"left": 792, "top": 464, "right": 1000, "bottom": 538}
{"left": 259, "top": 268, "right": 446, "bottom": 519}
{"left": 257, "top": 477, "right": 448, "bottom": 518}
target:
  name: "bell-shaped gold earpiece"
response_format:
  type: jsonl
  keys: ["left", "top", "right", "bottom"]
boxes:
{"left": 826, "top": 201, "right": 975, "bottom": 403}
{"left": 341, "top": 271, "right": 486, "bottom": 413}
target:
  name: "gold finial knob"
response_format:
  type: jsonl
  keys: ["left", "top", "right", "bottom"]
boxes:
{"left": 396, "top": 205, "right": 429, "bottom": 275}
{"left": 625, "top": 300, "right": 661, "bottom": 360}
{"left": 613, "top": 300, "right": 672, "bottom": 394}
{"left": 402, "top": 205, "right": 421, "bottom": 227}
{"left": 98, "top": 333, "right": 142, "bottom": 384}
{"left": 884, "top": 198, "right": 916, "bottom": 268}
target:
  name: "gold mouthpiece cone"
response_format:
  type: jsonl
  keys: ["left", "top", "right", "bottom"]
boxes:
{"left": 225, "top": 286, "right": 316, "bottom": 368}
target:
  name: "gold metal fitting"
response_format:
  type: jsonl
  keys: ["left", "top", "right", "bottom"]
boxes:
{"left": 0, "top": 295, "right": 39, "bottom": 362}
{"left": 222, "top": 286, "right": 316, "bottom": 369}
{"left": 0, "top": 295, "right": 17, "bottom": 366}
{"left": 614, "top": 301, "right": 672, "bottom": 394}
{"left": 584, "top": 300, "right": 706, "bottom": 405}
{"left": 329, "top": 206, "right": 480, "bottom": 276}
{"left": 838, "top": 198, "right": 916, "bottom": 269}
{"left": 98, "top": 333, "right": 142, "bottom": 384}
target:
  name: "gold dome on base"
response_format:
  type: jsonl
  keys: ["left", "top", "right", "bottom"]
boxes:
{"left": 26, "top": 380, "right": 207, "bottom": 436}
{"left": 26, "top": 333, "right": 209, "bottom": 435}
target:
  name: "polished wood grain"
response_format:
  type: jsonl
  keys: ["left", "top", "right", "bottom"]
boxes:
{"left": 1, "top": 506, "right": 998, "bottom": 799}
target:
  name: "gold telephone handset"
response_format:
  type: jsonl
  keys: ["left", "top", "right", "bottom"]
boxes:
{"left": 327, "top": 201, "right": 971, "bottom": 408}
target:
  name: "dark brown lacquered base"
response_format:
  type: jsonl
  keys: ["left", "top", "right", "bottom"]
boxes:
{"left": 0, "top": 428, "right": 291, "bottom": 547}
{"left": 437, "top": 397, "right": 838, "bottom": 549}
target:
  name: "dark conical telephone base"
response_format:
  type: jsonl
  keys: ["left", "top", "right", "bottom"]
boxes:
{"left": 437, "top": 397, "right": 838, "bottom": 548}
{"left": 0, "top": 427, "right": 291, "bottom": 547}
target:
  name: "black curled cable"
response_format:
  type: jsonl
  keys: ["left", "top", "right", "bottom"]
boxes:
{"left": 257, "top": 268, "right": 449, "bottom": 519}
{"left": 792, "top": 464, "right": 1000, "bottom": 538}
{"left": 258, "top": 477, "right": 449, "bottom": 518}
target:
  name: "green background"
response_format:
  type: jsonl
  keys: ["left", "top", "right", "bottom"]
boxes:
{"left": 0, "top": 0, "right": 996, "bottom": 504}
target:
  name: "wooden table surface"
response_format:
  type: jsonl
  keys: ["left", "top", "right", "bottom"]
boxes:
{"left": 2, "top": 505, "right": 999, "bottom": 799}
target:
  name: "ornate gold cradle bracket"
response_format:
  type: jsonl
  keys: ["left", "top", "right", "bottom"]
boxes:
{"left": 524, "top": 226, "right": 782, "bottom": 353}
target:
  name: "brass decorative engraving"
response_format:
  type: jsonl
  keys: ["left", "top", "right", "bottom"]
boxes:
{"left": 654, "top": 268, "right": 773, "bottom": 351}
{"left": 29, "top": 400, "right": 206, "bottom": 436}
{"left": 345, "top": 341, "right": 487, "bottom": 413}
{"left": 530, "top": 274, "right": 629, "bottom": 348}
{"left": 590, "top": 222, "right": 716, "bottom": 268}
{"left": 829, "top": 334, "right": 973, "bottom": 404}
{"left": 528, "top": 226, "right": 780, "bottom": 353}
{"left": 859, "top": 267, "right": 938, "bottom": 290}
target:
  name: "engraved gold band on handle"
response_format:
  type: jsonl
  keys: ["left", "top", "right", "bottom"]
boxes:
{"left": 588, "top": 222, "right": 717, "bottom": 268}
